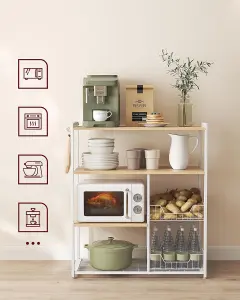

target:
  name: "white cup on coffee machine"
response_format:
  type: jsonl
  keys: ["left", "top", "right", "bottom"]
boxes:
{"left": 93, "top": 110, "right": 112, "bottom": 122}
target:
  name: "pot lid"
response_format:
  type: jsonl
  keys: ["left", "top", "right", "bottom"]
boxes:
{"left": 91, "top": 237, "right": 134, "bottom": 250}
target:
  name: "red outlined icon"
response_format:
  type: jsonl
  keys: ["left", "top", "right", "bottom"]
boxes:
{"left": 18, "top": 106, "right": 48, "bottom": 137}
{"left": 23, "top": 68, "right": 43, "bottom": 80}
{"left": 23, "top": 161, "right": 43, "bottom": 178}
{"left": 18, "top": 202, "right": 48, "bottom": 233}
{"left": 26, "top": 208, "right": 41, "bottom": 226}
{"left": 18, "top": 59, "right": 48, "bottom": 89}
{"left": 18, "top": 154, "right": 48, "bottom": 185}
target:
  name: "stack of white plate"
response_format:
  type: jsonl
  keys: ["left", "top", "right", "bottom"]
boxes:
{"left": 82, "top": 138, "right": 119, "bottom": 170}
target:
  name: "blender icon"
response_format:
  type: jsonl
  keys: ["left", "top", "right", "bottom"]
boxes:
{"left": 23, "top": 161, "right": 43, "bottom": 178}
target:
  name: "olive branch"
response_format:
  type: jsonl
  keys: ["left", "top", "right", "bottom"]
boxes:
{"left": 161, "top": 49, "right": 213, "bottom": 103}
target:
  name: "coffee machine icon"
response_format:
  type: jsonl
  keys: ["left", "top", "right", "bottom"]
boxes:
{"left": 23, "top": 161, "right": 43, "bottom": 178}
{"left": 26, "top": 208, "right": 40, "bottom": 227}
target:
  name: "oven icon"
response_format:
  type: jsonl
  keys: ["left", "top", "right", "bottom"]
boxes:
{"left": 24, "top": 113, "right": 42, "bottom": 130}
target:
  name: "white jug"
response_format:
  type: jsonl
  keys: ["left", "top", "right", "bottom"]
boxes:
{"left": 169, "top": 134, "right": 199, "bottom": 170}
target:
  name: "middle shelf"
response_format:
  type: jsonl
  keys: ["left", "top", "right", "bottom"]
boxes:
{"left": 74, "top": 166, "right": 204, "bottom": 175}
{"left": 74, "top": 222, "right": 148, "bottom": 227}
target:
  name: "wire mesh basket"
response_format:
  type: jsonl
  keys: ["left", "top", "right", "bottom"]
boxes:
{"left": 150, "top": 252, "right": 203, "bottom": 271}
{"left": 150, "top": 204, "right": 204, "bottom": 221}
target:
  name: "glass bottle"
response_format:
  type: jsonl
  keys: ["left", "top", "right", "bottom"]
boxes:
{"left": 187, "top": 224, "right": 195, "bottom": 250}
{"left": 162, "top": 225, "right": 175, "bottom": 261}
{"left": 176, "top": 226, "right": 189, "bottom": 262}
{"left": 150, "top": 225, "right": 161, "bottom": 268}
{"left": 189, "top": 227, "right": 201, "bottom": 267}
{"left": 151, "top": 225, "right": 161, "bottom": 254}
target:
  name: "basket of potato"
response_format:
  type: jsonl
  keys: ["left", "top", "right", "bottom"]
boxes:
{"left": 150, "top": 188, "right": 203, "bottom": 221}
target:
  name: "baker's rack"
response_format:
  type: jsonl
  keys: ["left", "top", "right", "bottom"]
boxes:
{"left": 70, "top": 123, "right": 208, "bottom": 278}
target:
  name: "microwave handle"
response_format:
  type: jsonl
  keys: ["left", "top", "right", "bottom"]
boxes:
{"left": 125, "top": 188, "right": 129, "bottom": 219}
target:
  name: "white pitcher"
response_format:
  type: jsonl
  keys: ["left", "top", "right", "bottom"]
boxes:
{"left": 169, "top": 134, "right": 199, "bottom": 170}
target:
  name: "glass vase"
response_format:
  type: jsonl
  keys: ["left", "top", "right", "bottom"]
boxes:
{"left": 178, "top": 102, "right": 193, "bottom": 127}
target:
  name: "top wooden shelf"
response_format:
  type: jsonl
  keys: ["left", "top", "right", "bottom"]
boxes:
{"left": 73, "top": 125, "right": 205, "bottom": 131}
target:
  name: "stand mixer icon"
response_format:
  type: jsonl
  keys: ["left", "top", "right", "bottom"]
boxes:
{"left": 23, "top": 161, "right": 43, "bottom": 178}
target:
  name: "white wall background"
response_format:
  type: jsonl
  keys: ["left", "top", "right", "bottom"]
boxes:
{"left": 0, "top": 0, "right": 240, "bottom": 259}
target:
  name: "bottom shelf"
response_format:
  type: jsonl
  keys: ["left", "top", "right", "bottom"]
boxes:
{"left": 75, "top": 258, "right": 204, "bottom": 275}
{"left": 75, "top": 259, "right": 147, "bottom": 275}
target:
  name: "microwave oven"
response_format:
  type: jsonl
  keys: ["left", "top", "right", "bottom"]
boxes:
{"left": 77, "top": 180, "right": 145, "bottom": 222}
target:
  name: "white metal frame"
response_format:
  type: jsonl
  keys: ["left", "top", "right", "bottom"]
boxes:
{"left": 71, "top": 123, "right": 208, "bottom": 278}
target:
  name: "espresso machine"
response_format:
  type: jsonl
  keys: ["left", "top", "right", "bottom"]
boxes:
{"left": 82, "top": 75, "right": 120, "bottom": 127}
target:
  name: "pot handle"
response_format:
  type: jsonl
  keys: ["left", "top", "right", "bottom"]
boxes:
{"left": 108, "top": 237, "right": 114, "bottom": 243}
{"left": 84, "top": 244, "right": 89, "bottom": 249}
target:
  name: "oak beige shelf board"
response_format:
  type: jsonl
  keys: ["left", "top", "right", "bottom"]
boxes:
{"left": 74, "top": 166, "right": 204, "bottom": 175}
{"left": 73, "top": 125, "right": 205, "bottom": 131}
{"left": 74, "top": 222, "right": 147, "bottom": 228}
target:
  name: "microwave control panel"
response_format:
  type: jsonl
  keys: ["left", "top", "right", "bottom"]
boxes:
{"left": 130, "top": 183, "right": 144, "bottom": 222}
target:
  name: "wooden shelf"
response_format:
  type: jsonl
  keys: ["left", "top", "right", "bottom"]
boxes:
{"left": 73, "top": 125, "right": 205, "bottom": 131}
{"left": 74, "top": 222, "right": 147, "bottom": 228}
{"left": 74, "top": 166, "right": 204, "bottom": 175}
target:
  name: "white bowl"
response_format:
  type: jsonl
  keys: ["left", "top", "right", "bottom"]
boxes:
{"left": 88, "top": 138, "right": 114, "bottom": 144}
{"left": 83, "top": 161, "right": 119, "bottom": 165}
{"left": 83, "top": 152, "right": 118, "bottom": 156}
{"left": 89, "top": 146, "right": 114, "bottom": 154}
{"left": 88, "top": 143, "right": 114, "bottom": 148}
{"left": 83, "top": 162, "right": 118, "bottom": 166}
{"left": 83, "top": 159, "right": 119, "bottom": 163}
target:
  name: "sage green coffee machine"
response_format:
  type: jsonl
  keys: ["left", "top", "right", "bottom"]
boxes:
{"left": 82, "top": 75, "right": 120, "bottom": 127}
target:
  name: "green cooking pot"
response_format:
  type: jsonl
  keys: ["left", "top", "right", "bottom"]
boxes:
{"left": 84, "top": 236, "right": 138, "bottom": 271}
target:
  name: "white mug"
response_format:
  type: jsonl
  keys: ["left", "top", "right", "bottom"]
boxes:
{"left": 93, "top": 110, "right": 112, "bottom": 122}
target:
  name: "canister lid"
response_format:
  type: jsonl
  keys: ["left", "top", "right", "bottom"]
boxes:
{"left": 90, "top": 237, "right": 134, "bottom": 250}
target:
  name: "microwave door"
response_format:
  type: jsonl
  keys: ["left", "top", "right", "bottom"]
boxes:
{"left": 80, "top": 187, "right": 129, "bottom": 222}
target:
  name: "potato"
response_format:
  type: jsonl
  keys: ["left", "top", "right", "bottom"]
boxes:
{"left": 168, "top": 199, "right": 176, "bottom": 205}
{"left": 176, "top": 195, "right": 188, "bottom": 202}
{"left": 158, "top": 193, "right": 174, "bottom": 201}
{"left": 191, "top": 194, "right": 202, "bottom": 203}
{"left": 190, "top": 187, "right": 201, "bottom": 195}
{"left": 183, "top": 212, "right": 195, "bottom": 218}
{"left": 160, "top": 207, "right": 170, "bottom": 214}
{"left": 155, "top": 199, "right": 167, "bottom": 207}
{"left": 179, "top": 189, "right": 192, "bottom": 199}
{"left": 163, "top": 213, "right": 177, "bottom": 220}
{"left": 191, "top": 205, "right": 203, "bottom": 213}
{"left": 176, "top": 200, "right": 185, "bottom": 208}
{"left": 173, "top": 191, "right": 180, "bottom": 199}
{"left": 150, "top": 212, "right": 161, "bottom": 220}
{"left": 166, "top": 203, "right": 181, "bottom": 214}
{"left": 194, "top": 212, "right": 203, "bottom": 219}
{"left": 181, "top": 199, "right": 197, "bottom": 212}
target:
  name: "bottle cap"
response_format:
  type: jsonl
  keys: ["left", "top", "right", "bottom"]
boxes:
{"left": 180, "top": 227, "right": 184, "bottom": 231}
{"left": 194, "top": 228, "right": 197, "bottom": 231}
